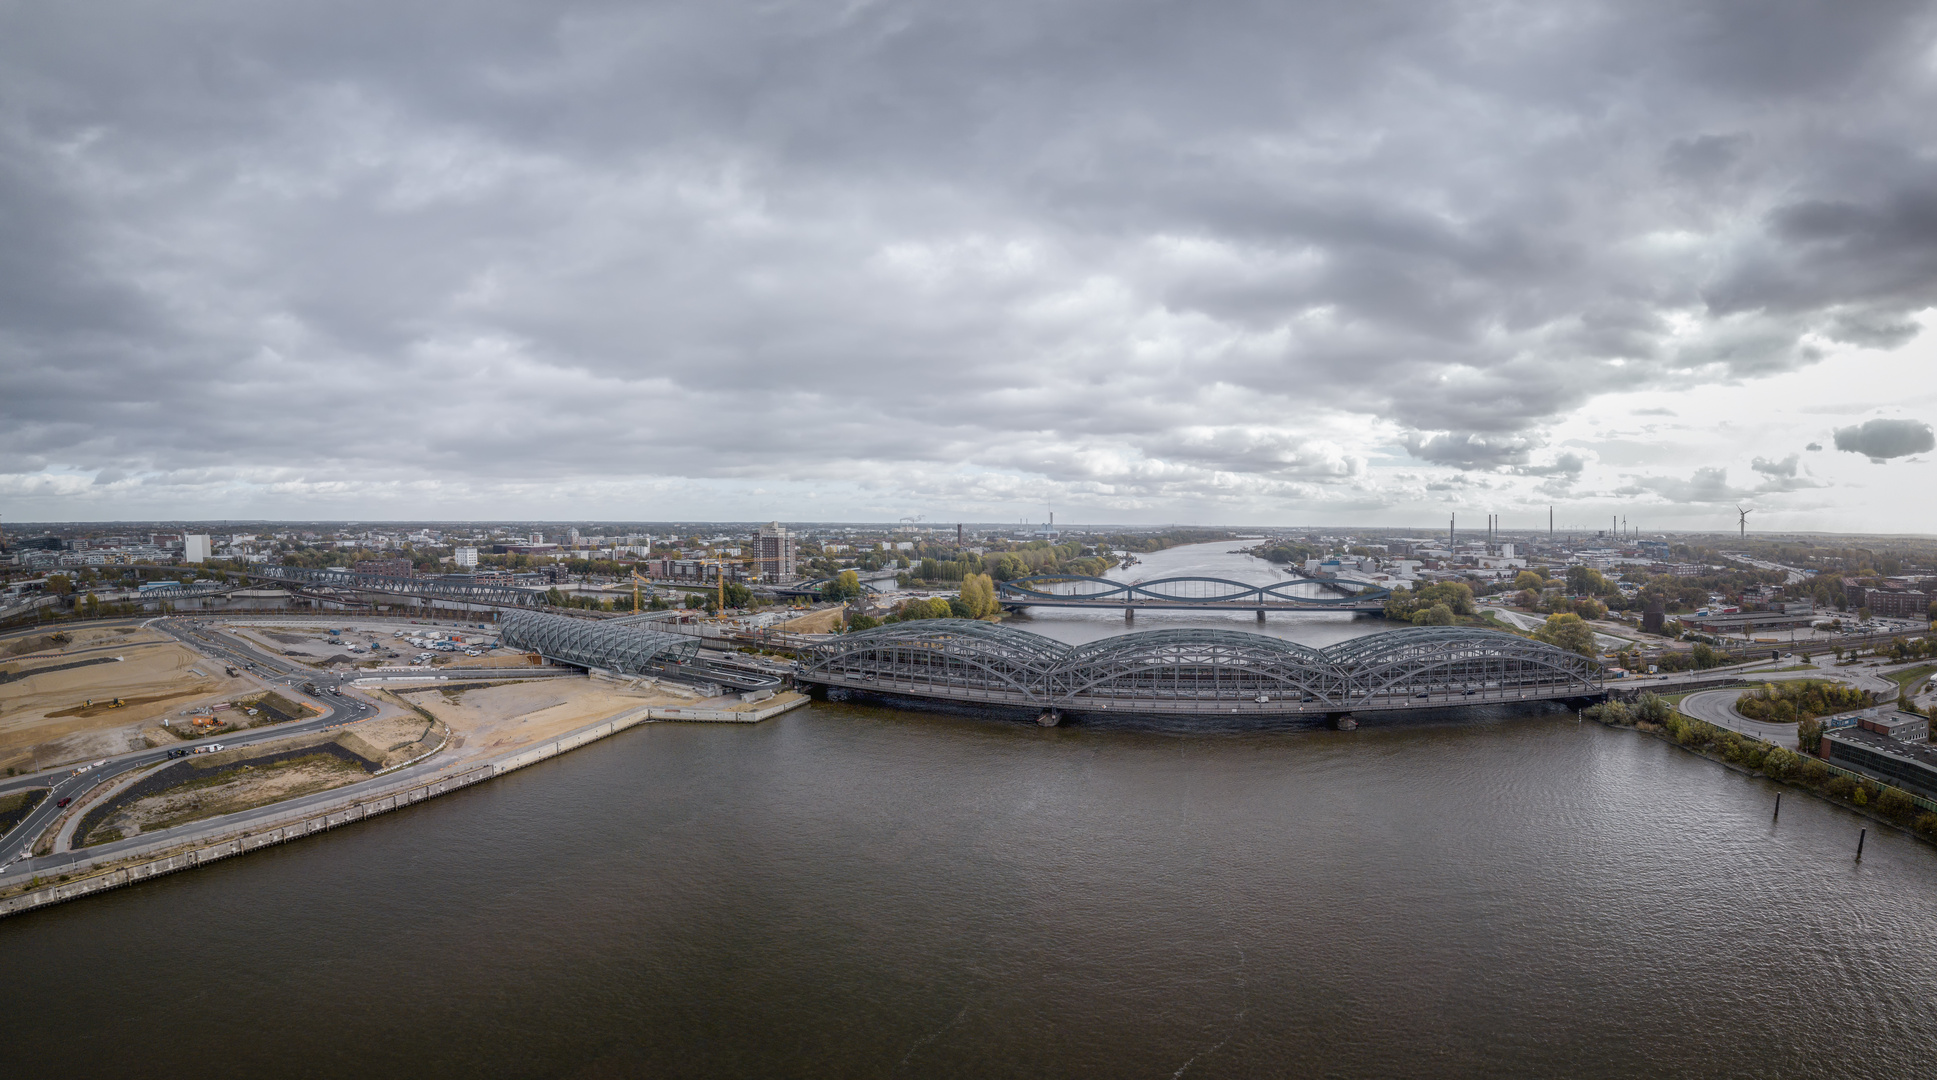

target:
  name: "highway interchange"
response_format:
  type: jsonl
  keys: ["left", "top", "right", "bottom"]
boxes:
{"left": 0, "top": 617, "right": 374, "bottom": 881}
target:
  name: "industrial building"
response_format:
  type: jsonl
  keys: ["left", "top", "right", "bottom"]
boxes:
{"left": 1821, "top": 715, "right": 1937, "bottom": 802}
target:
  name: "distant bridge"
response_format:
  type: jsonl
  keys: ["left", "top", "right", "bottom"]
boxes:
{"left": 770, "top": 568, "right": 903, "bottom": 599}
{"left": 128, "top": 564, "right": 548, "bottom": 611}
{"left": 997, "top": 574, "right": 1390, "bottom": 614}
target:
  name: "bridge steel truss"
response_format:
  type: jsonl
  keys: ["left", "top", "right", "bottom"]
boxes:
{"left": 248, "top": 566, "right": 549, "bottom": 610}
{"left": 795, "top": 622, "right": 1602, "bottom": 717}
{"left": 500, "top": 610, "right": 700, "bottom": 675}
{"left": 995, "top": 574, "right": 1390, "bottom": 612}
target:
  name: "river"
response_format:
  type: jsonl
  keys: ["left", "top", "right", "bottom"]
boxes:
{"left": 4, "top": 543, "right": 1936, "bottom": 1076}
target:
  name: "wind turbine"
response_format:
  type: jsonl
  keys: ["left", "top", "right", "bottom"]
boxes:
{"left": 1736, "top": 505, "right": 1752, "bottom": 539}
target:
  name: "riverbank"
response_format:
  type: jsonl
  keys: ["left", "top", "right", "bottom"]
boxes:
{"left": 0, "top": 692, "right": 810, "bottom": 919}
{"left": 1588, "top": 704, "right": 1937, "bottom": 847}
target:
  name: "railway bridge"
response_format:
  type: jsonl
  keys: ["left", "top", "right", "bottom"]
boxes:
{"left": 795, "top": 622, "right": 1603, "bottom": 723}
{"left": 996, "top": 574, "right": 1390, "bottom": 616}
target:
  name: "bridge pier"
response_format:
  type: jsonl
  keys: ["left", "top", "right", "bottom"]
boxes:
{"left": 1124, "top": 607, "right": 1134, "bottom": 623}
{"left": 1256, "top": 608, "right": 1265, "bottom": 623}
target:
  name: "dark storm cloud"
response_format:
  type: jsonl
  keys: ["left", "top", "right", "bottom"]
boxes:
{"left": 2, "top": 0, "right": 1935, "bottom": 514}
{"left": 1833, "top": 418, "right": 1936, "bottom": 462}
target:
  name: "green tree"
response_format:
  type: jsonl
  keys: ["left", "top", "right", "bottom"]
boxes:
{"left": 1797, "top": 716, "right": 1824, "bottom": 755}
{"left": 820, "top": 570, "right": 863, "bottom": 602}
{"left": 720, "top": 581, "right": 753, "bottom": 609}
{"left": 1536, "top": 613, "right": 1597, "bottom": 656}
{"left": 1413, "top": 602, "right": 1457, "bottom": 626}
{"left": 1565, "top": 565, "right": 1612, "bottom": 596}
{"left": 958, "top": 573, "right": 999, "bottom": 618}
{"left": 1635, "top": 692, "right": 1671, "bottom": 724}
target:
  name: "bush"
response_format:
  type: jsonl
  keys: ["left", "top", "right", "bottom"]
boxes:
{"left": 1761, "top": 746, "right": 1798, "bottom": 779}
{"left": 1736, "top": 680, "right": 1872, "bottom": 723}
{"left": 1588, "top": 700, "right": 1633, "bottom": 725}
{"left": 1825, "top": 776, "right": 1855, "bottom": 799}
{"left": 1914, "top": 813, "right": 1937, "bottom": 840}
{"left": 1877, "top": 787, "right": 1915, "bottom": 823}
{"left": 1853, "top": 785, "right": 1869, "bottom": 807}
{"left": 1635, "top": 693, "right": 1672, "bottom": 724}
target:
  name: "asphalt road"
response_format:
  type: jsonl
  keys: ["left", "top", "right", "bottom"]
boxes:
{"left": 0, "top": 616, "right": 371, "bottom": 874}
{"left": 1675, "top": 659, "right": 1912, "bottom": 751}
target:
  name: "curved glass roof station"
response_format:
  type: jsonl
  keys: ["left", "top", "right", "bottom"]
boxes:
{"left": 500, "top": 609, "right": 700, "bottom": 675}
{"left": 1046, "top": 628, "right": 1344, "bottom": 707}
{"left": 795, "top": 621, "right": 1604, "bottom": 716}
{"left": 800, "top": 619, "right": 1072, "bottom": 706}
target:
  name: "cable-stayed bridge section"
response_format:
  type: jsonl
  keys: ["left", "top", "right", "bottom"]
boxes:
{"left": 795, "top": 623, "right": 1602, "bottom": 720}
{"left": 996, "top": 574, "right": 1390, "bottom": 614}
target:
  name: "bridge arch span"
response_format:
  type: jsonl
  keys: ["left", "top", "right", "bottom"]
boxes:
{"left": 796, "top": 623, "right": 1600, "bottom": 717}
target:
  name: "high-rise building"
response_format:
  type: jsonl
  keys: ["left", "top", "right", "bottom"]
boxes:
{"left": 752, "top": 522, "right": 797, "bottom": 582}
{"left": 183, "top": 534, "right": 212, "bottom": 563}
{"left": 455, "top": 546, "right": 478, "bottom": 568}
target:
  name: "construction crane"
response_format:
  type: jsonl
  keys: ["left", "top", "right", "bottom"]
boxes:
{"left": 630, "top": 569, "right": 654, "bottom": 614}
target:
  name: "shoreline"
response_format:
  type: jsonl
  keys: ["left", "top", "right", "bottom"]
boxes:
{"left": 0, "top": 693, "right": 809, "bottom": 920}
{"left": 1590, "top": 709, "right": 1937, "bottom": 849}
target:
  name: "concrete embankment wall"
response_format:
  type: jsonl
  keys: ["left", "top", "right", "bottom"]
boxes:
{"left": 0, "top": 693, "right": 811, "bottom": 919}
{"left": 0, "top": 709, "right": 652, "bottom": 920}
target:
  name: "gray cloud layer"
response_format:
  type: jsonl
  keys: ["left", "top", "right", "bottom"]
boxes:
{"left": 1834, "top": 418, "right": 1936, "bottom": 461}
{"left": 3, "top": 0, "right": 1936, "bottom": 517}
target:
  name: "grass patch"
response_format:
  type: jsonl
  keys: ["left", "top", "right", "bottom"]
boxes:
{"left": 0, "top": 788, "right": 48, "bottom": 835}
{"left": 1886, "top": 664, "right": 1936, "bottom": 691}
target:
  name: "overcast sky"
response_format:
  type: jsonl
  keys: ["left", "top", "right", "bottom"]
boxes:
{"left": 4, "top": 1, "right": 1936, "bottom": 531}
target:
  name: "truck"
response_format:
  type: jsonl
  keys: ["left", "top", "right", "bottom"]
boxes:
{"left": 225, "top": 666, "right": 240, "bottom": 677}
{"left": 193, "top": 744, "right": 224, "bottom": 754}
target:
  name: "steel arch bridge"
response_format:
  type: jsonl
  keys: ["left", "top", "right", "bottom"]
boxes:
{"left": 995, "top": 574, "right": 1390, "bottom": 613}
{"left": 795, "top": 622, "right": 1601, "bottom": 718}
{"left": 246, "top": 566, "right": 549, "bottom": 610}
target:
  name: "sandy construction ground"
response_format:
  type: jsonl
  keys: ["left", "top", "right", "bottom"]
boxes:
{"left": 774, "top": 608, "right": 844, "bottom": 634}
{"left": 393, "top": 677, "right": 692, "bottom": 768}
{"left": 0, "top": 629, "right": 261, "bottom": 773}
{"left": 83, "top": 753, "right": 370, "bottom": 846}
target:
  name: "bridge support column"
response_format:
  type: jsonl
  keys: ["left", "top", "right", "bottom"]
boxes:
{"left": 1124, "top": 607, "right": 1134, "bottom": 623}
{"left": 1256, "top": 608, "right": 1266, "bottom": 623}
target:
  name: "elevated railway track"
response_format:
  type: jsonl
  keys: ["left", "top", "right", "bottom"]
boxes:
{"left": 795, "top": 622, "right": 1602, "bottom": 721}
{"left": 996, "top": 574, "right": 1390, "bottom": 614}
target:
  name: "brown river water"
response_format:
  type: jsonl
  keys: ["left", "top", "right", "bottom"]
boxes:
{"left": 3, "top": 545, "right": 1935, "bottom": 1077}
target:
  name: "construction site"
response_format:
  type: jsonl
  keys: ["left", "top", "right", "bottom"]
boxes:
{"left": 0, "top": 606, "right": 807, "bottom": 911}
